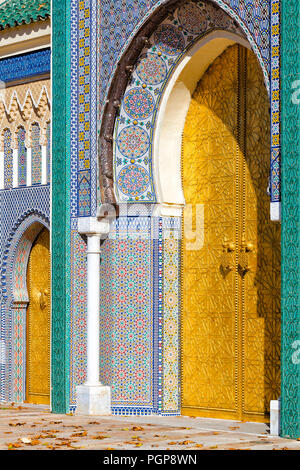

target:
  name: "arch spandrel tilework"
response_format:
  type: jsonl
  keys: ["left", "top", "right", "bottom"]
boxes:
{"left": 98, "top": 1, "right": 280, "bottom": 212}
{"left": 112, "top": 0, "right": 269, "bottom": 203}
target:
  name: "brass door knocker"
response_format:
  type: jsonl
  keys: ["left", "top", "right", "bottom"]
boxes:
{"left": 220, "top": 236, "right": 235, "bottom": 276}
{"left": 38, "top": 289, "right": 49, "bottom": 310}
{"left": 238, "top": 234, "right": 253, "bottom": 277}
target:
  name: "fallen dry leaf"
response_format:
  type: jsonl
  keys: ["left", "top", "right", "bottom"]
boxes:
{"left": 194, "top": 444, "right": 203, "bottom": 448}
{"left": 29, "top": 440, "right": 41, "bottom": 446}
{"left": 9, "top": 422, "right": 25, "bottom": 427}
{"left": 167, "top": 442, "right": 177, "bottom": 445}
{"left": 72, "top": 431, "right": 87, "bottom": 437}
{"left": 91, "top": 435, "right": 108, "bottom": 440}
{"left": 178, "top": 440, "right": 196, "bottom": 445}
{"left": 132, "top": 426, "right": 144, "bottom": 431}
{"left": 7, "top": 442, "right": 23, "bottom": 449}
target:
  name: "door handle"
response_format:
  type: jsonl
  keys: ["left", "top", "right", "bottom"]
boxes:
{"left": 220, "top": 236, "right": 235, "bottom": 274}
{"left": 238, "top": 235, "right": 253, "bottom": 276}
{"left": 35, "top": 289, "right": 49, "bottom": 310}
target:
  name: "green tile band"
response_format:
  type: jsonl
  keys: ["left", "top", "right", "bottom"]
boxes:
{"left": 51, "top": 0, "right": 71, "bottom": 414}
{"left": 281, "top": 0, "right": 300, "bottom": 439}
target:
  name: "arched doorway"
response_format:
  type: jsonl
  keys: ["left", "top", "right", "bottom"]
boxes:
{"left": 26, "top": 228, "right": 51, "bottom": 405}
{"left": 181, "top": 44, "right": 281, "bottom": 422}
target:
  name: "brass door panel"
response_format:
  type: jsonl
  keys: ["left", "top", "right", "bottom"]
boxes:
{"left": 181, "top": 45, "right": 281, "bottom": 422}
{"left": 26, "top": 228, "right": 50, "bottom": 405}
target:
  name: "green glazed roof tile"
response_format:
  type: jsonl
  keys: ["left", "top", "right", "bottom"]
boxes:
{"left": 0, "top": 0, "right": 50, "bottom": 30}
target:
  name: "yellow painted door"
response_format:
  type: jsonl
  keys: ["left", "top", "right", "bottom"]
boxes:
{"left": 181, "top": 44, "right": 281, "bottom": 422}
{"left": 26, "top": 228, "right": 50, "bottom": 405}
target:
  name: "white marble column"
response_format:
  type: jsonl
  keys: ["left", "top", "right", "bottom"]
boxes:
{"left": 76, "top": 217, "right": 111, "bottom": 415}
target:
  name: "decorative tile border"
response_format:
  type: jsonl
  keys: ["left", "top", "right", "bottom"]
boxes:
{"left": 162, "top": 216, "right": 181, "bottom": 415}
{"left": 70, "top": 0, "right": 98, "bottom": 218}
{"left": 270, "top": 0, "right": 280, "bottom": 204}
{"left": 0, "top": 49, "right": 51, "bottom": 84}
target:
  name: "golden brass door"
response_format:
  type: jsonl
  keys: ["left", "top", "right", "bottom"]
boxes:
{"left": 181, "top": 44, "right": 281, "bottom": 422}
{"left": 26, "top": 228, "right": 50, "bottom": 405}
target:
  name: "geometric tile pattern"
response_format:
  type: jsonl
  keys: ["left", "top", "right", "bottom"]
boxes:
{"left": 17, "top": 127, "right": 27, "bottom": 187}
{"left": 0, "top": 48, "right": 50, "bottom": 84}
{"left": 4, "top": 129, "right": 13, "bottom": 189}
{"left": 69, "top": 228, "right": 87, "bottom": 410}
{"left": 100, "top": 217, "right": 154, "bottom": 415}
{"left": 70, "top": 0, "right": 97, "bottom": 217}
{"left": 31, "top": 123, "right": 42, "bottom": 185}
{"left": 46, "top": 122, "right": 51, "bottom": 184}
{"left": 162, "top": 217, "right": 181, "bottom": 414}
{"left": 113, "top": 0, "right": 269, "bottom": 202}
{"left": 270, "top": 0, "right": 280, "bottom": 203}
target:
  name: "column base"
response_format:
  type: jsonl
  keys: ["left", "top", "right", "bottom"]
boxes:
{"left": 270, "top": 399, "right": 280, "bottom": 436}
{"left": 76, "top": 385, "right": 111, "bottom": 416}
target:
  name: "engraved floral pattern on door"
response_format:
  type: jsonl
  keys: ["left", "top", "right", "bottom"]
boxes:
{"left": 182, "top": 44, "right": 281, "bottom": 421}
{"left": 26, "top": 228, "right": 51, "bottom": 405}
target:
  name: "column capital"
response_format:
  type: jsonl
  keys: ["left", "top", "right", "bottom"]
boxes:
{"left": 77, "top": 216, "right": 110, "bottom": 236}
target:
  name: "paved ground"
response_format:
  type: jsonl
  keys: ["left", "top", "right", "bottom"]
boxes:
{"left": 0, "top": 403, "right": 299, "bottom": 450}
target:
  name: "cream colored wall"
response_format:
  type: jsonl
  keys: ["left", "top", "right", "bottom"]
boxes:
{"left": 0, "top": 19, "right": 51, "bottom": 58}
{"left": 0, "top": 19, "right": 51, "bottom": 188}
{"left": 0, "top": 79, "right": 51, "bottom": 148}
{"left": 153, "top": 31, "right": 250, "bottom": 215}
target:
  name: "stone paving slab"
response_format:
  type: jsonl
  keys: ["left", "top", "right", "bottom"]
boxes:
{"left": 0, "top": 404, "right": 299, "bottom": 451}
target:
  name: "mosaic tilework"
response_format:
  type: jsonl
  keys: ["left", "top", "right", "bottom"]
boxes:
{"left": 98, "top": 1, "right": 282, "bottom": 207}
{"left": 46, "top": 123, "right": 50, "bottom": 184}
{"left": 99, "top": 0, "right": 270, "bottom": 120}
{"left": 100, "top": 217, "right": 154, "bottom": 414}
{"left": 69, "top": 225, "right": 88, "bottom": 409}
{"left": 270, "top": 0, "right": 280, "bottom": 203}
{"left": 0, "top": 48, "right": 51, "bottom": 84}
{"left": 70, "top": 0, "right": 97, "bottom": 217}
{"left": 114, "top": 1, "right": 247, "bottom": 202}
{"left": 31, "top": 123, "right": 42, "bottom": 185}
{"left": 17, "top": 128, "right": 27, "bottom": 187}
{"left": 13, "top": 308, "right": 26, "bottom": 403}
{"left": 162, "top": 217, "right": 180, "bottom": 414}
{"left": 3, "top": 129, "right": 13, "bottom": 189}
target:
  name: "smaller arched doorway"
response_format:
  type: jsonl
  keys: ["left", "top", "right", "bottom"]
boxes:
{"left": 26, "top": 228, "right": 51, "bottom": 405}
